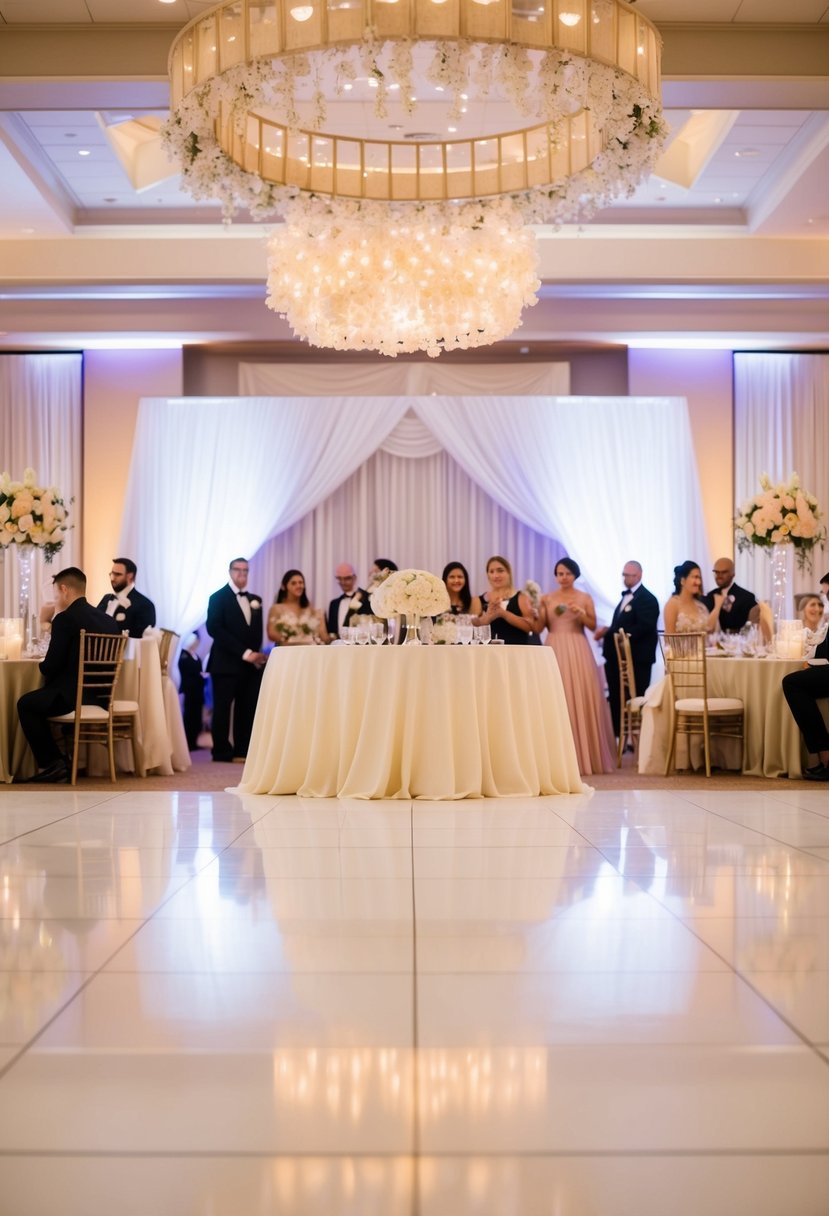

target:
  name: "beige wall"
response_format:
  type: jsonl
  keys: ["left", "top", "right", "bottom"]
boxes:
{"left": 82, "top": 348, "right": 182, "bottom": 605}
{"left": 628, "top": 348, "right": 734, "bottom": 562}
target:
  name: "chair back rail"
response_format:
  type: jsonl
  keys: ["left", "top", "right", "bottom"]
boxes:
{"left": 658, "top": 631, "right": 744, "bottom": 777}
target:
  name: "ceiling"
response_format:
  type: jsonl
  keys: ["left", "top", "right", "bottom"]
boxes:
{"left": 0, "top": 0, "right": 828, "bottom": 351}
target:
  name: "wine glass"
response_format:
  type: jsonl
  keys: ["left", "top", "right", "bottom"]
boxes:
{"left": 341, "top": 626, "right": 354, "bottom": 645}
{"left": 370, "top": 622, "right": 385, "bottom": 644}
{"left": 474, "top": 624, "right": 491, "bottom": 645}
{"left": 355, "top": 623, "right": 370, "bottom": 645}
{"left": 457, "top": 623, "right": 473, "bottom": 645}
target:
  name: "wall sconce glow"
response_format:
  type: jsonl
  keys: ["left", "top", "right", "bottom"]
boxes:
{"left": 290, "top": 5, "right": 314, "bottom": 19}
{"left": 558, "top": 11, "right": 581, "bottom": 25}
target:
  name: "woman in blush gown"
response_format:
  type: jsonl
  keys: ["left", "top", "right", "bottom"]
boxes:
{"left": 537, "top": 557, "right": 616, "bottom": 775}
{"left": 663, "top": 561, "right": 722, "bottom": 634}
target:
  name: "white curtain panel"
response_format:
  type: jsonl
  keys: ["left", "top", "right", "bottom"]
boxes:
{"left": 121, "top": 394, "right": 705, "bottom": 636}
{"left": 239, "top": 361, "right": 570, "bottom": 397}
{"left": 734, "top": 353, "right": 829, "bottom": 610}
{"left": 416, "top": 396, "right": 708, "bottom": 621}
{"left": 0, "top": 353, "right": 82, "bottom": 617}
{"left": 119, "top": 396, "right": 410, "bottom": 633}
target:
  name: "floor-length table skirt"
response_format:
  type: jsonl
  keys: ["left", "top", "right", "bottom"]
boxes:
{"left": 638, "top": 656, "right": 820, "bottom": 778}
{"left": 239, "top": 646, "right": 585, "bottom": 799}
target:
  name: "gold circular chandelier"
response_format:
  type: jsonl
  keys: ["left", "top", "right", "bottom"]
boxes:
{"left": 166, "top": 0, "right": 664, "bottom": 356}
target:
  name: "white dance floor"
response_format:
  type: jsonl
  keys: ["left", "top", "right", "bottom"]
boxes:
{"left": 1, "top": 786, "right": 829, "bottom": 1215}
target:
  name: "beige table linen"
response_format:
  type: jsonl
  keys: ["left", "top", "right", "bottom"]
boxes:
{"left": 638, "top": 656, "right": 810, "bottom": 778}
{"left": 0, "top": 660, "right": 42, "bottom": 783}
{"left": 238, "top": 645, "right": 584, "bottom": 799}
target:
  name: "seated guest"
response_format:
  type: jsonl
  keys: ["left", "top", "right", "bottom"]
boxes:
{"left": 267, "top": 569, "right": 330, "bottom": 646}
{"left": 475, "top": 555, "right": 535, "bottom": 644}
{"left": 702, "top": 558, "right": 757, "bottom": 632}
{"left": 441, "top": 561, "right": 482, "bottom": 617}
{"left": 17, "top": 567, "right": 120, "bottom": 784}
{"left": 799, "top": 594, "right": 829, "bottom": 647}
{"left": 782, "top": 622, "right": 829, "bottom": 782}
{"left": 326, "top": 563, "right": 370, "bottom": 638}
{"left": 664, "top": 561, "right": 723, "bottom": 634}
{"left": 178, "top": 631, "right": 206, "bottom": 751}
{"left": 97, "top": 557, "right": 156, "bottom": 637}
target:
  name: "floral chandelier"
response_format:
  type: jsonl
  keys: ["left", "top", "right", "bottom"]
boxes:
{"left": 165, "top": 0, "right": 665, "bottom": 356}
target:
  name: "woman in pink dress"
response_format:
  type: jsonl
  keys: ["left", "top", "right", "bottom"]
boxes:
{"left": 538, "top": 557, "right": 616, "bottom": 775}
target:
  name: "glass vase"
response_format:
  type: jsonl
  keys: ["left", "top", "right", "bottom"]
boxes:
{"left": 402, "top": 613, "right": 422, "bottom": 645}
{"left": 770, "top": 542, "right": 789, "bottom": 634}
{"left": 17, "top": 543, "right": 34, "bottom": 652}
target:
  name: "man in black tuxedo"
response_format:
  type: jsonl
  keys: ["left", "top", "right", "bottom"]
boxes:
{"left": 17, "top": 566, "right": 120, "bottom": 783}
{"left": 595, "top": 560, "right": 660, "bottom": 738}
{"left": 326, "top": 562, "right": 370, "bottom": 639}
{"left": 702, "top": 557, "right": 757, "bottom": 633}
{"left": 782, "top": 626, "right": 829, "bottom": 781}
{"left": 97, "top": 557, "right": 156, "bottom": 638}
{"left": 206, "top": 557, "right": 267, "bottom": 762}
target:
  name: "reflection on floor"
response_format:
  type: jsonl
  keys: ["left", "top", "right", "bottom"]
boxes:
{"left": 1, "top": 787, "right": 829, "bottom": 1215}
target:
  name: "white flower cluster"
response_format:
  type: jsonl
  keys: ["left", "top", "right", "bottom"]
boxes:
{"left": 162, "top": 39, "right": 665, "bottom": 230}
{"left": 0, "top": 468, "right": 69, "bottom": 562}
{"left": 266, "top": 195, "right": 539, "bottom": 357}
{"left": 735, "top": 472, "right": 825, "bottom": 571}
{"left": 370, "top": 569, "right": 450, "bottom": 619}
{"left": 271, "top": 609, "right": 319, "bottom": 644}
{"left": 430, "top": 615, "right": 458, "bottom": 645}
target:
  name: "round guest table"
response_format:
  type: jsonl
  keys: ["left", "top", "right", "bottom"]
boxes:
{"left": 238, "top": 645, "right": 585, "bottom": 800}
{"left": 638, "top": 655, "right": 821, "bottom": 778}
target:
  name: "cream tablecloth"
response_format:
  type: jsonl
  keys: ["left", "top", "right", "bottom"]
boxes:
{"left": 238, "top": 645, "right": 584, "bottom": 799}
{"left": 0, "top": 660, "right": 42, "bottom": 782}
{"left": 638, "top": 656, "right": 813, "bottom": 778}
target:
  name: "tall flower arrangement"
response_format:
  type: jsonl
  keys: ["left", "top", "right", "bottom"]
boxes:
{"left": 0, "top": 468, "right": 69, "bottom": 562}
{"left": 735, "top": 473, "right": 825, "bottom": 572}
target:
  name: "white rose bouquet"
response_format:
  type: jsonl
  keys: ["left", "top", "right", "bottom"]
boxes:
{"left": 370, "top": 568, "right": 450, "bottom": 619}
{"left": 735, "top": 472, "right": 825, "bottom": 571}
{"left": 0, "top": 468, "right": 70, "bottom": 562}
{"left": 430, "top": 615, "right": 458, "bottom": 645}
{"left": 271, "top": 610, "right": 319, "bottom": 645}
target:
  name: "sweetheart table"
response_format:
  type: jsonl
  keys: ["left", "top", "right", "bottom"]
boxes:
{"left": 238, "top": 645, "right": 584, "bottom": 799}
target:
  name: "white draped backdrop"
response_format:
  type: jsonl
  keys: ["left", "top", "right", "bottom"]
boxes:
{"left": 0, "top": 353, "right": 82, "bottom": 619}
{"left": 734, "top": 353, "right": 829, "bottom": 611}
{"left": 4, "top": 351, "right": 827, "bottom": 639}
{"left": 119, "top": 394, "right": 709, "bottom": 636}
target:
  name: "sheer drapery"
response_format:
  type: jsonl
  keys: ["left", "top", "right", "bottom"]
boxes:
{"left": 118, "top": 396, "right": 410, "bottom": 632}
{"left": 239, "top": 361, "right": 570, "bottom": 397}
{"left": 121, "top": 394, "right": 705, "bottom": 635}
{"left": 0, "top": 353, "right": 82, "bottom": 618}
{"left": 416, "top": 396, "right": 709, "bottom": 621}
{"left": 734, "top": 353, "right": 829, "bottom": 611}
{"left": 250, "top": 446, "right": 567, "bottom": 615}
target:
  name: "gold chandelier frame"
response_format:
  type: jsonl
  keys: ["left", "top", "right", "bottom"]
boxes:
{"left": 168, "top": 0, "right": 662, "bottom": 204}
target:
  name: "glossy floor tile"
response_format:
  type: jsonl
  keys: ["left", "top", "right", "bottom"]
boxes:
{"left": 1, "top": 786, "right": 828, "bottom": 1216}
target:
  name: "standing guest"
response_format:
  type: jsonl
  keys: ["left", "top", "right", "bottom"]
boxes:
{"left": 595, "top": 560, "right": 659, "bottom": 738}
{"left": 96, "top": 557, "right": 156, "bottom": 638}
{"left": 206, "top": 558, "right": 267, "bottom": 763}
{"left": 702, "top": 557, "right": 757, "bottom": 632}
{"left": 17, "top": 567, "right": 120, "bottom": 784}
{"left": 663, "top": 560, "right": 724, "bottom": 635}
{"left": 326, "top": 563, "right": 370, "bottom": 639}
{"left": 267, "top": 569, "right": 330, "bottom": 645}
{"left": 475, "top": 555, "right": 535, "bottom": 644}
{"left": 538, "top": 558, "right": 615, "bottom": 775}
{"left": 178, "top": 631, "right": 206, "bottom": 751}
{"left": 441, "top": 561, "right": 482, "bottom": 617}
{"left": 782, "top": 623, "right": 829, "bottom": 782}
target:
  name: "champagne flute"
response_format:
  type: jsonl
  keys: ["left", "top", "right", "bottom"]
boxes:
{"left": 457, "top": 623, "right": 473, "bottom": 645}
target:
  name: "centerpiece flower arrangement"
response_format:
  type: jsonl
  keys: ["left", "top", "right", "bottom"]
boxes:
{"left": 0, "top": 468, "right": 69, "bottom": 561}
{"left": 430, "top": 615, "right": 459, "bottom": 645}
{"left": 370, "top": 569, "right": 450, "bottom": 620}
{"left": 735, "top": 472, "right": 825, "bottom": 571}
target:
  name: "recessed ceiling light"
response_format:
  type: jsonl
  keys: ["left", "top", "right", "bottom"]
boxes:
{"left": 78, "top": 149, "right": 91, "bottom": 156}
{"left": 158, "top": 0, "right": 178, "bottom": 4}
{"left": 734, "top": 148, "right": 759, "bottom": 158}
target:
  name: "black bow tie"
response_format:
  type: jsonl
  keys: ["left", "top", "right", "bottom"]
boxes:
{"left": 236, "top": 591, "right": 249, "bottom": 599}
{"left": 621, "top": 590, "right": 632, "bottom": 599}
